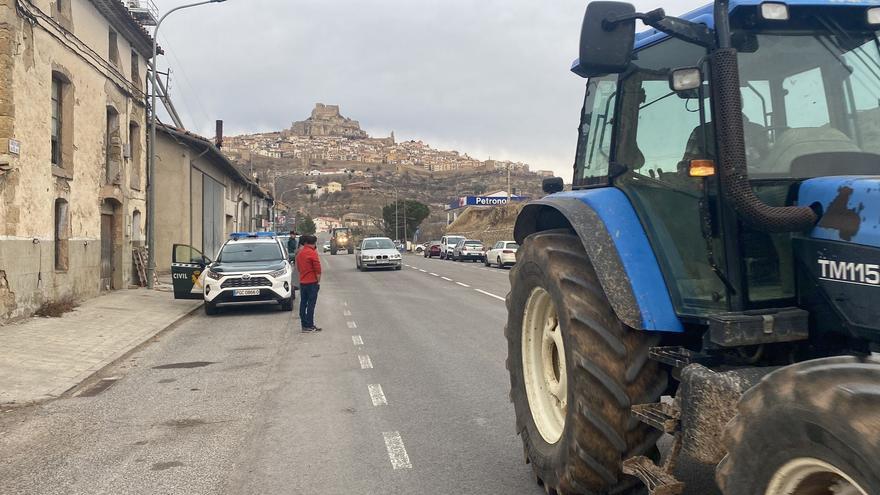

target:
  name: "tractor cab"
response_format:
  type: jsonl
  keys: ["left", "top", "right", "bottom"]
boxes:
{"left": 570, "top": 0, "right": 880, "bottom": 343}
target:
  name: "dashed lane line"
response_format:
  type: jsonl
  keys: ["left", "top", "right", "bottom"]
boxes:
{"left": 358, "top": 354, "right": 373, "bottom": 369}
{"left": 475, "top": 289, "right": 506, "bottom": 301}
{"left": 441, "top": 276, "right": 452, "bottom": 281}
{"left": 343, "top": 309, "right": 352, "bottom": 316}
{"left": 382, "top": 431, "right": 413, "bottom": 469}
{"left": 429, "top": 273, "right": 439, "bottom": 277}
{"left": 419, "top": 269, "right": 427, "bottom": 273}
{"left": 368, "top": 384, "right": 388, "bottom": 406}
{"left": 352, "top": 335, "right": 364, "bottom": 346}
{"left": 456, "top": 282, "right": 470, "bottom": 287}
{"left": 347, "top": 321, "right": 358, "bottom": 329}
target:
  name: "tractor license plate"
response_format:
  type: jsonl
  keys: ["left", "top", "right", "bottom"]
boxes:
{"left": 234, "top": 289, "right": 260, "bottom": 296}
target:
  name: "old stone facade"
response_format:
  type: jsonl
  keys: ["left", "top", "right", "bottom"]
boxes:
{"left": 154, "top": 125, "right": 272, "bottom": 273}
{"left": 0, "top": 0, "right": 152, "bottom": 321}
{"left": 289, "top": 103, "right": 368, "bottom": 139}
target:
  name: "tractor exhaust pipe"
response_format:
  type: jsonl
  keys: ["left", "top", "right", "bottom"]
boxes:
{"left": 710, "top": 0, "right": 818, "bottom": 233}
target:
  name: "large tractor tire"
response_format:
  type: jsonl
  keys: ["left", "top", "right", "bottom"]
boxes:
{"left": 506, "top": 230, "right": 667, "bottom": 494}
{"left": 717, "top": 355, "right": 880, "bottom": 495}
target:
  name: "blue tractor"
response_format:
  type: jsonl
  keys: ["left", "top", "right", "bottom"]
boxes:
{"left": 506, "top": 1, "right": 880, "bottom": 493}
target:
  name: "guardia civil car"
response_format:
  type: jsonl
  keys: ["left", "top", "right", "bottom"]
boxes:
{"left": 171, "top": 232, "right": 294, "bottom": 315}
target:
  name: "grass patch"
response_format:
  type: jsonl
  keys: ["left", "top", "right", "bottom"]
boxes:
{"left": 34, "top": 297, "right": 77, "bottom": 318}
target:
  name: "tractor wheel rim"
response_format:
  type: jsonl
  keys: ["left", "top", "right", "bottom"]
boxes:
{"left": 522, "top": 287, "right": 567, "bottom": 444}
{"left": 766, "top": 458, "right": 868, "bottom": 495}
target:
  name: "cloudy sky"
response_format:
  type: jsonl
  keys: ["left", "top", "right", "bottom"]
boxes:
{"left": 154, "top": 0, "right": 698, "bottom": 177}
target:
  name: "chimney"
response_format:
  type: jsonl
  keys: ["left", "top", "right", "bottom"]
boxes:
{"left": 215, "top": 120, "right": 223, "bottom": 149}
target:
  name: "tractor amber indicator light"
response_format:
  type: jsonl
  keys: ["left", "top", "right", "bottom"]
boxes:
{"left": 689, "top": 159, "right": 716, "bottom": 177}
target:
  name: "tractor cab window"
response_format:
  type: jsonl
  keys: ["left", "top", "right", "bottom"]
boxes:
{"left": 613, "top": 37, "right": 729, "bottom": 317}
{"left": 575, "top": 75, "right": 617, "bottom": 185}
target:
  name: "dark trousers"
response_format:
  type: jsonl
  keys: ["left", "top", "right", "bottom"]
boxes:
{"left": 299, "top": 282, "right": 319, "bottom": 328}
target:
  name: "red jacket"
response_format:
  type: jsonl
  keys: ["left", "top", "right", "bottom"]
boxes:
{"left": 296, "top": 244, "right": 322, "bottom": 284}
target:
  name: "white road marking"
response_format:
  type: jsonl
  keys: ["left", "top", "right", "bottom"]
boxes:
{"left": 429, "top": 273, "right": 439, "bottom": 277}
{"left": 441, "top": 276, "right": 452, "bottom": 281}
{"left": 347, "top": 321, "right": 357, "bottom": 329}
{"left": 352, "top": 335, "right": 364, "bottom": 346}
{"left": 343, "top": 309, "right": 352, "bottom": 316}
{"left": 475, "top": 289, "right": 505, "bottom": 301}
{"left": 368, "top": 384, "right": 387, "bottom": 406}
{"left": 382, "top": 431, "right": 412, "bottom": 469}
{"left": 358, "top": 354, "right": 373, "bottom": 369}
{"left": 419, "top": 269, "right": 427, "bottom": 273}
{"left": 456, "top": 282, "right": 470, "bottom": 287}
{"left": 344, "top": 301, "right": 349, "bottom": 307}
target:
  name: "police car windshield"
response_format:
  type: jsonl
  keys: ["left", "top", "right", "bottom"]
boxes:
{"left": 218, "top": 242, "right": 283, "bottom": 263}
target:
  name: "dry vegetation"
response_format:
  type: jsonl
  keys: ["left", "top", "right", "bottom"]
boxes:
{"left": 445, "top": 203, "right": 526, "bottom": 246}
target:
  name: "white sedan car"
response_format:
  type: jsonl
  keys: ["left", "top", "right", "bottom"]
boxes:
{"left": 484, "top": 241, "right": 519, "bottom": 268}
{"left": 356, "top": 237, "right": 402, "bottom": 271}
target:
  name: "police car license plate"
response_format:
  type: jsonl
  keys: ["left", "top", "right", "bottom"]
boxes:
{"left": 234, "top": 289, "right": 260, "bottom": 296}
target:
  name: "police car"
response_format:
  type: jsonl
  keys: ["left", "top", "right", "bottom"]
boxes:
{"left": 171, "top": 232, "right": 295, "bottom": 315}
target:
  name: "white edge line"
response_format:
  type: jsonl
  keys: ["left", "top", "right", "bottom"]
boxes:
{"left": 456, "top": 282, "right": 470, "bottom": 287}
{"left": 368, "top": 383, "right": 387, "bottom": 406}
{"left": 475, "top": 289, "right": 505, "bottom": 301}
{"left": 382, "top": 431, "right": 412, "bottom": 469}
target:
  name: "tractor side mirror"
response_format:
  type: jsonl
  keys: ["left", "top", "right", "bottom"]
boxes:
{"left": 542, "top": 177, "right": 564, "bottom": 194}
{"left": 574, "top": 1, "right": 637, "bottom": 77}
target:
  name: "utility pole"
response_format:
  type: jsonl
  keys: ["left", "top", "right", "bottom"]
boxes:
{"left": 507, "top": 163, "right": 512, "bottom": 202}
{"left": 147, "top": 0, "right": 227, "bottom": 288}
{"left": 403, "top": 199, "right": 408, "bottom": 248}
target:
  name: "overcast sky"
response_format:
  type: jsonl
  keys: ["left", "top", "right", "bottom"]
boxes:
{"left": 154, "top": 0, "right": 699, "bottom": 177}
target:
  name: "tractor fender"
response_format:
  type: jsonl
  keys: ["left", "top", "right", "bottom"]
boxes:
{"left": 514, "top": 188, "right": 683, "bottom": 332}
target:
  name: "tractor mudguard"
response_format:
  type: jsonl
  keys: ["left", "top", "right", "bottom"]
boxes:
{"left": 514, "top": 187, "right": 683, "bottom": 332}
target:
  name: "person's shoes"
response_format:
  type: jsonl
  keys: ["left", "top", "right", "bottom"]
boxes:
{"left": 301, "top": 327, "right": 313, "bottom": 333}
{"left": 310, "top": 326, "right": 323, "bottom": 332}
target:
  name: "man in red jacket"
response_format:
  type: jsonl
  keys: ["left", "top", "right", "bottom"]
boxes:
{"left": 295, "top": 234, "right": 322, "bottom": 332}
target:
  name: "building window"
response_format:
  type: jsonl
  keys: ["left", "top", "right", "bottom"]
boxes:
{"left": 51, "top": 77, "right": 62, "bottom": 166}
{"left": 54, "top": 199, "right": 70, "bottom": 271}
{"left": 130, "top": 50, "right": 140, "bottom": 84}
{"left": 129, "top": 122, "right": 141, "bottom": 190}
{"left": 105, "top": 107, "right": 121, "bottom": 184}
{"left": 108, "top": 30, "right": 119, "bottom": 66}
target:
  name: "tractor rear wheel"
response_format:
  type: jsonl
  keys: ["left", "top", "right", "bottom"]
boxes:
{"left": 506, "top": 230, "right": 667, "bottom": 494}
{"left": 717, "top": 355, "right": 880, "bottom": 495}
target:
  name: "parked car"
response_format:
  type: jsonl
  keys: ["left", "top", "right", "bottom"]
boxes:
{"left": 452, "top": 239, "right": 485, "bottom": 262}
{"left": 414, "top": 242, "right": 426, "bottom": 254}
{"left": 485, "top": 241, "right": 519, "bottom": 268}
{"left": 171, "top": 232, "right": 294, "bottom": 315}
{"left": 424, "top": 240, "right": 442, "bottom": 258}
{"left": 356, "top": 237, "right": 402, "bottom": 271}
{"left": 439, "top": 235, "right": 465, "bottom": 260}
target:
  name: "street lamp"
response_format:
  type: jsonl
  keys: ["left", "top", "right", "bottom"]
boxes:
{"left": 146, "top": 0, "right": 227, "bottom": 288}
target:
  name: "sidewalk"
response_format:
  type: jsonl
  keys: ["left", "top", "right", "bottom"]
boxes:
{"left": 0, "top": 288, "right": 201, "bottom": 405}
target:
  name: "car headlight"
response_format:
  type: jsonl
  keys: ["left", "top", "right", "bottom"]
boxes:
{"left": 362, "top": 255, "right": 374, "bottom": 260}
{"left": 269, "top": 265, "right": 288, "bottom": 278}
{"left": 390, "top": 254, "right": 401, "bottom": 259}
{"left": 206, "top": 269, "right": 222, "bottom": 280}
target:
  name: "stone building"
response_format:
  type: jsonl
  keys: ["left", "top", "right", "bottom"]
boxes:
{"left": 0, "top": 0, "right": 153, "bottom": 321}
{"left": 289, "top": 103, "right": 368, "bottom": 139}
{"left": 154, "top": 124, "right": 273, "bottom": 271}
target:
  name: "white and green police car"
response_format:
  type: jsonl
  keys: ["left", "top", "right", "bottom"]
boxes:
{"left": 171, "top": 232, "right": 295, "bottom": 315}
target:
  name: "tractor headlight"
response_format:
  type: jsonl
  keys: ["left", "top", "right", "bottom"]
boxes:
{"left": 206, "top": 269, "right": 222, "bottom": 280}
{"left": 269, "top": 265, "right": 288, "bottom": 279}
{"left": 760, "top": 2, "right": 789, "bottom": 21}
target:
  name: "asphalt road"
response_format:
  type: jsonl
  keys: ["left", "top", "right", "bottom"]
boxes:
{"left": 0, "top": 251, "right": 719, "bottom": 494}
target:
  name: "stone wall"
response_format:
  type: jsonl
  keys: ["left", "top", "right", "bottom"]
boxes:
{"left": 0, "top": 0, "right": 149, "bottom": 322}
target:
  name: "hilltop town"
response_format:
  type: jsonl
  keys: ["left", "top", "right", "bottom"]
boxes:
{"left": 222, "top": 104, "right": 554, "bottom": 235}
